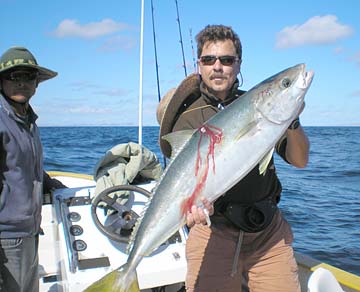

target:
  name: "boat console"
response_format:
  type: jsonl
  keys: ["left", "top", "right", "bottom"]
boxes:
{"left": 39, "top": 181, "right": 187, "bottom": 291}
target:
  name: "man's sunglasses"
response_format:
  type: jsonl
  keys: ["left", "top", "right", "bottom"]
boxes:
{"left": 199, "top": 55, "right": 239, "bottom": 66}
{"left": 3, "top": 70, "right": 39, "bottom": 82}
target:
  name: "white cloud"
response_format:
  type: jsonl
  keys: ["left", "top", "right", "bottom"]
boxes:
{"left": 94, "top": 88, "right": 130, "bottom": 97}
{"left": 349, "top": 52, "right": 360, "bottom": 67}
{"left": 98, "top": 35, "right": 137, "bottom": 52}
{"left": 70, "top": 81, "right": 99, "bottom": 91}
{"left": 68, "top": 106, "right": 112, "bottom": 114}
{"left": 350, "top": 90, "right": 360, "bottom": 97}
{"left": 53, "top": 19, "right": 131, "bottom": 39}
{"left": 333, "top": 47, "right": 345, "bottom": 54}
{"left": 276, "top": 15, "right": 353, "bottom": 49}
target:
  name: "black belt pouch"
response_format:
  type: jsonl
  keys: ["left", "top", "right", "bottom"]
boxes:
{"left": 222, "top": 198, "right": 278, "bottom": 233}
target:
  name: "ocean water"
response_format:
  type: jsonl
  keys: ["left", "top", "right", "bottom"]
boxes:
{"left": 40, "top": 126, "right": 360, "bottom": 276}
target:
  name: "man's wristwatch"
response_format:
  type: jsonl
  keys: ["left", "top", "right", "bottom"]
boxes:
{"left": 288, "top": 118, "right": 300, "bottom": 130}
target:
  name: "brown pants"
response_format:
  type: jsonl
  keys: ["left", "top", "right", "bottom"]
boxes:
{"left": 185, "top": 210, "right": 301, "bottom": 292}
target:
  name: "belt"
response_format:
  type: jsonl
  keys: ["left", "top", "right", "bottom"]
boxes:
{"left": 216, "top": 196, "right": 278, "bottom": 233}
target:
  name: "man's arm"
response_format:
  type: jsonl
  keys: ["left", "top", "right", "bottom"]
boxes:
{"left": 285, "top": 125, "right": 310, "bottom": 168}
{"left": 277, "top": 102, "right": 310, "bottom": 169}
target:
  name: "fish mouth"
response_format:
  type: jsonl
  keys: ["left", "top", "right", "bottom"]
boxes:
{"left": 299, "top": 65, "right": 314, "bottom": 90}
{"left": 294, "top": 65, "right": 314, "bottom": 103}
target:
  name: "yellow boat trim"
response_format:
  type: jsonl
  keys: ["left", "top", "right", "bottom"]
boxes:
{"left": 311, "top": 263, "right": 360, "bottom": 290}
{"left": 47, "top": 171, "right": 94, "bottom": 181}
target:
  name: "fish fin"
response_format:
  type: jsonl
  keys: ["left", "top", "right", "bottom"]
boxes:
{"left": 258, "top": 148, "right": 274, "bottom": 175}
{"left": 235, "top": 121, "right": 257, "bottom": 140}
{"left": 126, "top": 213, "right": 143, "bottom": 254}
{"left": 126, "top": 188, "right": 155, "bottom": 254}
{"left": 162, "top": 129, "right": 195, "bottom": 160}
{"left": 83, "top": 263, "right": 140, "bottom": 292}
{"left": 126, "top": 166, "right": 171, "bottom": 254}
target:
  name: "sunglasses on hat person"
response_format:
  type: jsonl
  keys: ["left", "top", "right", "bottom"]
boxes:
{"left": 199, "top": 55, "right": 239, "bottom": 66}
{"left": 3, "top": 70, "right": 39, "bottom": 82}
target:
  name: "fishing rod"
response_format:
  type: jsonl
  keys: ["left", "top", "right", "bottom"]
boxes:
{"left": 150, "top": 0, "right": 167, "bottom": 168}
{"left": 150, "top": 1, "right": 188, "bottom": 167}
{"left": 174, "top": 0, "right": 187, "bottom": 77}
{"left": 189, "top": 28, "right": 197, "bottom": 73}
{"left": 151, "top": 0, "right": 161, "bottom": 103}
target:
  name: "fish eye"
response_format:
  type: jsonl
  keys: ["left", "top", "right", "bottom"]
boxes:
{"left": 281, "top": 78, "right": 291, "bottom": 88}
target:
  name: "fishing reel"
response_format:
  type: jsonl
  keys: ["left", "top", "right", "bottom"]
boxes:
{"left": 91, "top": 185, "right": 151, "bottom": 243}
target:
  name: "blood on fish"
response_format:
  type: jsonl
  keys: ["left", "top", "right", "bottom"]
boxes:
{"left": 181, "top": 124, "right": 223, "bottom": 215}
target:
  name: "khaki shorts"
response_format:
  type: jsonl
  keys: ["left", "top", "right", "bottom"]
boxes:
{"left": 185, "top": 210, "right": 300, "bottom": 292}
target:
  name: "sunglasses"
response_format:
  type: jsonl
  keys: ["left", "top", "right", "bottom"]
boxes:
{"left": 3, "top": 70, "right": 39, "bottom": 82}
{"left": 199, "top": 55, "right": 239, "bottom": 66}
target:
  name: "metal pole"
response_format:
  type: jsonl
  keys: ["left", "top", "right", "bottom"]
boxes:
{"left": 138, "top": 0, "right": 145, "bottom": 145}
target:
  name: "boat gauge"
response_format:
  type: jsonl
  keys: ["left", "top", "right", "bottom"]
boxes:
{"left": 67, "top": 212, "right": 81, "bottom": 222}
{"left": 69, "top": 225, "right": 83, "bottom": 236}
{"left": 73, "top": 239, "right": 87, "bottom": 251}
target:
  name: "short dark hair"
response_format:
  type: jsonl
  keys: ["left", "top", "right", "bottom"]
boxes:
{"left": 196, "top": 25, "right": 242, "bottom": 60}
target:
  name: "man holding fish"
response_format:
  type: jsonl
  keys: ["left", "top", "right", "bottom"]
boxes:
{"left": 85, "top": 24, "right": 313, "bottom": 292}
{"left": 157, "top": 24, "right": 310, "bottom": 292}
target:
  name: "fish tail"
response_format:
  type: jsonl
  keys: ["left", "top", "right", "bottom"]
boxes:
{"left": 83, "top": 263, "right": 139, "bottom": 292}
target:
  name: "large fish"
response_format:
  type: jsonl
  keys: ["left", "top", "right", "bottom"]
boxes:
{"left": 84, "top": 63, "right": 314, "bottom": 292}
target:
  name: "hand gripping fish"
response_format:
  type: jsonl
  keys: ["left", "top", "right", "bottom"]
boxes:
{"left": 84, "top": 63, "right": 314, "bottom": 291}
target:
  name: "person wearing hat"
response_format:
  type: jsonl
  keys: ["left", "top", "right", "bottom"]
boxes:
{"left": 0, "top": 46, "right": 66, "bottom": 292}
{"left": 157, "top": 25, "right": 310, "bottom": 292}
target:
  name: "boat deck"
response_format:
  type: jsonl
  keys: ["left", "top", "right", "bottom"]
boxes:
{"left": 38, "top": 172, "right": 360, "bottom": 291}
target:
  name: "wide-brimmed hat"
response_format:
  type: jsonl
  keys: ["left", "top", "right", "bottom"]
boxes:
{"left": 0, "top": 46, "right": 57, "bottom": 82}
{"left": 158, "top": 73, "right": 201, "bottom": 158}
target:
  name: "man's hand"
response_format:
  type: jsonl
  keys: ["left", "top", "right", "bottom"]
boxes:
{"left": 43, "top": 172, "right": 68, "bottom": 194}
{"left": 186, "top": 197, "right": 214, "bottom": 228}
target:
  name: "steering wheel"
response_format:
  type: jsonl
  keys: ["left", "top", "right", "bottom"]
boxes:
{"left": 91, "top": 184, "right": 152, "bottom": 243}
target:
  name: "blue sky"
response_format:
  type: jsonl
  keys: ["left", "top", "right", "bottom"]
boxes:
{"left": 1, "top": 0, "right": 359, "bottom": 126}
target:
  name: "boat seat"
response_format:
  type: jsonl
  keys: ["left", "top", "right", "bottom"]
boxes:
{"left": 308, "top": 267, "right": 344, "bottom": 292}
